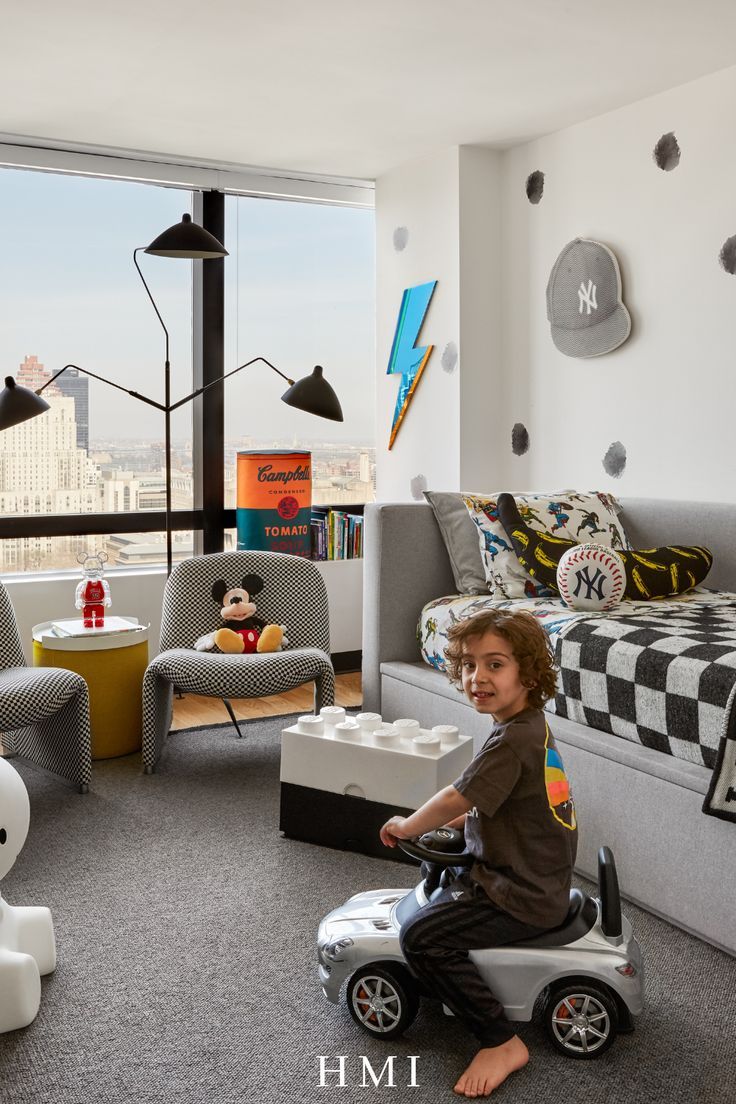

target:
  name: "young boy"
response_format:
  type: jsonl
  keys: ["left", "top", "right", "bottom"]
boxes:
{"left": 380, "top": 609, "right": 577, "bottom": 1098}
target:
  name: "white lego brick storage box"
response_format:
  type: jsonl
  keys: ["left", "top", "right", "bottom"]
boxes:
{"left": 279, "top": 708, "right": 473, "bottom": 861}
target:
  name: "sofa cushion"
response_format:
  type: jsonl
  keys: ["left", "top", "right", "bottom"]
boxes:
{"left": 423, "top": 490, "right": 488, "bottom": 594}
{"left": 497, "top": 492, "right": 713, "bottom": 600}
{"left": 462, "top": 490, "right": 630, "bottom": 599}
{"left": 419, "top": 593, "right": 583, "bottom": 673}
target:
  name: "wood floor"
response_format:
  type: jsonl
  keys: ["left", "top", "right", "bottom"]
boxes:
{"left": 170, "top": 671, "right": 362, "bottom": 730}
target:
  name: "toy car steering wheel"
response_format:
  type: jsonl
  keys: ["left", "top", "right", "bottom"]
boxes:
{"left": 397, "top": 827, "right": 474, "bottom": 867}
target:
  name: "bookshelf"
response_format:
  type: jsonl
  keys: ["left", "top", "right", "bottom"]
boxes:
{"left": 310, "top": 503, "right": 364, "bottom": 652}
{"left": 314, "top": 557, "right": 363, "bottom": 653}
{"left": 310, "top": 505, "right": 364, "bottom": 561}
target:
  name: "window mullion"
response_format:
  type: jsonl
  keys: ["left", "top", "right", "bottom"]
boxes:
{"left": 200, "top": 190, "right": 226, "bottom": 555}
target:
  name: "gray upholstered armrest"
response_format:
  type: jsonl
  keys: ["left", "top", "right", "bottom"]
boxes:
{"left": 361, "top": 503, "right": 456, "bottom": 712}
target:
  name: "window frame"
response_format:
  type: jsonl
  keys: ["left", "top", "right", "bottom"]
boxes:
{"left": 0, "top": 141, "right": 374, "bottom": 565}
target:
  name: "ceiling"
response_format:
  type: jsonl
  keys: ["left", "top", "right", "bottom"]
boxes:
{"left": 2, "top": 0, "right": 735, "bottom": 180}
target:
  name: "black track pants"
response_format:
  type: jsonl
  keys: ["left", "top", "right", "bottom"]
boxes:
{"left": 399, "top": 872, "right": 544, "bottom": 1048}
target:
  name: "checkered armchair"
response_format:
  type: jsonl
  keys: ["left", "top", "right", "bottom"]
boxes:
{"left": 142, "top": 550, "right": 335, "bottom": 773}
{"left": 0, "top": 583, "right": 92, "bottom": 792}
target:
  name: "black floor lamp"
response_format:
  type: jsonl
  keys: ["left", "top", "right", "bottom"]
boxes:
{"left": 0, "top": 213, "right": 343, "bottom": 574}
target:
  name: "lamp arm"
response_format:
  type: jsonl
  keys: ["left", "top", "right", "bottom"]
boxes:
{"left": 168, "top": 357, "right": 295, "bottom": 413}
{"left": 133, "top": 247, "right": 170, "bottom": 365}
{"left": 36, "top": 364, "right": 166, "bottom": 412}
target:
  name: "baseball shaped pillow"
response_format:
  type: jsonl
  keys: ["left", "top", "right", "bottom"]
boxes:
{"left": 556, "top": 543, "right": 625, "bottom": 611}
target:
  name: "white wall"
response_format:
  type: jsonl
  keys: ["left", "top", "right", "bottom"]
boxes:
{"left": 375, "top": 147, "right": 461, "bottom": 500}
{"left": 375, "top": 146, "right": 504, "bottom": 501}
{"left": 458, "top": 146, "right": 504, "bottom": 486}
{"left": 376, "top": 64, "right": 736, "bottom": 503}
{"left": 499, "top": 64, "right": 736, "bottom": 500}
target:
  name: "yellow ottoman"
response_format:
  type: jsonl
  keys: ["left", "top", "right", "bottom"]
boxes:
{"left": 32, "top": 620, "right": 149, "bottom": 760}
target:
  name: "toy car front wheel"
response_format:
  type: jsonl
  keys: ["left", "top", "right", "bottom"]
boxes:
{"left": 347, "top": 965, "right": 418, "bottom": 1040}
{"left": 544, "top": 983, "right": 618, "bottom": 1058}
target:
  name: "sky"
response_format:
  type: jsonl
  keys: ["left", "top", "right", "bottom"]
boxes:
{"left": 0, "top": 166, "right": 376, "bottom": 445}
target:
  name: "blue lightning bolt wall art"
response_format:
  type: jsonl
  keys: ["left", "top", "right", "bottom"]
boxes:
{"left": 386, "top": 279, "right": 437, "bottom": 449}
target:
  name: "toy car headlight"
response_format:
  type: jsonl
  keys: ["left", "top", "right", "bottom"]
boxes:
{"left": 323, "top": 937, "right": 354, "bottom": 962}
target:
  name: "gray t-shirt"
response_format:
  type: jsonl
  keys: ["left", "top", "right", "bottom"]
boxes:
{"left": 453, "top": 708, "right": 578, "bottom": 928}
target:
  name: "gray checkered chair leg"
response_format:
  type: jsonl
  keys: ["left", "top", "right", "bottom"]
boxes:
{"left": 0, "top": 584, "right": 92, "bottom": 793}
{"left": 142, "top": 551, "right": 336, "bottom": 774}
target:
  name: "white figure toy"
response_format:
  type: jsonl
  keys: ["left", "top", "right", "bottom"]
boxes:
{"left": 0, "top": 757, "right": 56, "bottom": 1033}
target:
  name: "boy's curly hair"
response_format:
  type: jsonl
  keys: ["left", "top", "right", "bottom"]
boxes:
{"left": 444, "top": 608, "right": 557, "bottom": 710}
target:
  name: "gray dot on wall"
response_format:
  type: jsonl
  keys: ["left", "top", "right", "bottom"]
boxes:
{"left": 602, "top": 441, "right": 627, "bottom": 479}
{"left": 441, "top": 342, "right": 458, "bottom": 373}
{"left": 525, "top": 171, "right": 545, "bottom": 204}
{"left": 653, "top": 132, "right": 681, "bottom": 171}
{"left": 511, "top": 423, "right": 530, "bottom": 456}
{"left": 719, "top": 236, "right": 736, "bottom": 276}
{"left": 393, "top": 226, "right": 409, "bottom": 252}
{"left": 410, "top": 474, "right": 427, "bottom": 500}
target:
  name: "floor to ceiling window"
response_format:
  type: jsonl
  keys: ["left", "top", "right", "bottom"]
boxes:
{"left": 0, "top": 153, "right": 375, "bottom": 574}
{"left": 0, "top": 166, "right": 194, "bottom": 571}
{"left": 224, "top": 194, "right": 375, "bottom": 511}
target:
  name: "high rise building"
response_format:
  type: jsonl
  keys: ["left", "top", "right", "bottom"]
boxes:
{"left": 14, "top": 354, "right": 50, "bottom": 391}
{"left": 0, "top": 358, "right": 100, "bottom": 569}
{"left": 0, "top": 356, "right": 195, "bottom": 571}
{"left": 16, "top": 356, "right": 90, "bottom": 451}
{"left": 55, "top": 366, "right": 89, "bottom": 451}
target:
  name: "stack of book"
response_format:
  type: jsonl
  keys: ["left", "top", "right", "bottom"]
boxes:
{"left": 48, "top": 617, "right": 145, "bottom": 639}
{"left": 310, "top": 508, "right": 364, "bottom": 561}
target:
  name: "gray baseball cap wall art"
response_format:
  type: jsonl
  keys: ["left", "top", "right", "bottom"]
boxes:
{"left": 546, "top": 238, "right": 631, "bottom": 357}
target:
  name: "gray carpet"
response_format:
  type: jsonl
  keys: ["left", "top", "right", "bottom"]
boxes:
{"left": 1, "top": 714, "right": 735, "bottom": 1104}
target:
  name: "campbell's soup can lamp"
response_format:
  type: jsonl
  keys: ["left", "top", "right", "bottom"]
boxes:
{"left": 236, "top": 450, "right": 312, "bottom": 557}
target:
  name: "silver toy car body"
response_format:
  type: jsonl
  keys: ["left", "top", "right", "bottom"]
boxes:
{"left": 318, "top": 833, "right": 643, "bottom": 1058}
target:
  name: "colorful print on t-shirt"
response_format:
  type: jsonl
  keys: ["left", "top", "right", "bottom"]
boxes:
{"left": 544, "top": 722, "right": 577, "bottom": 830}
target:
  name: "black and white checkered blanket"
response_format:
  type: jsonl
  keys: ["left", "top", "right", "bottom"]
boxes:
{"left": 553, "top": 595, "right": 736, "bottom": 823}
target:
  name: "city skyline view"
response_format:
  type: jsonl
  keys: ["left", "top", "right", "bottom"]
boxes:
{"left": 0, "top": 355, "right": 374, "bottom": 574}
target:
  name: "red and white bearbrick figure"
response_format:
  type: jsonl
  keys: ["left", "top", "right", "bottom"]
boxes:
{"left": 75, "top": 551, "right": 112, "bottom": 628}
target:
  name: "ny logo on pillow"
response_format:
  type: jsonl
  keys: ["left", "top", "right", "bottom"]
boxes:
{"left": 496, "top": 493, "right": 713, "bottom": 601}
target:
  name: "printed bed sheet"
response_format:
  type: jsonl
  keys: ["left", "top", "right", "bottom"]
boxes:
{"left": 419, "top": 589, "right": 736, "bottom": 822}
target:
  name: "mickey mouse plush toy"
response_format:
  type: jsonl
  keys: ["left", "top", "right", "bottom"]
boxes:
{"left": 194, "top": 574, "right": 287, "bottom": 655}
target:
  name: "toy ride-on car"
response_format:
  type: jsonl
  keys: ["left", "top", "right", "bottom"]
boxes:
{"left": 317, "top": 828, "right": 644, "bottom": 1058}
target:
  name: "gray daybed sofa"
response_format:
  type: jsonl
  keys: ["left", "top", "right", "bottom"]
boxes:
{"left": 362, "top": 499, "right": 736, "bottom": 957}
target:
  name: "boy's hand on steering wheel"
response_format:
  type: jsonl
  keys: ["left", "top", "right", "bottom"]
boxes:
{"left": 380, "top": 816, "right": 409, "bottom": 848}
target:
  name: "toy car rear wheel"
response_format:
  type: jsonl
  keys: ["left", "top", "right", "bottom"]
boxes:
{"left": 544, "top": 983, "right": 618, "bottom": 1058}
{"left": 347, "top": 965, "right": 418, "bottom": 1040}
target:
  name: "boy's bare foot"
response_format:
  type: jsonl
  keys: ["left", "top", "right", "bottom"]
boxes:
{"left": 453, "top": 1036, "right": 529, "bottom": 1097}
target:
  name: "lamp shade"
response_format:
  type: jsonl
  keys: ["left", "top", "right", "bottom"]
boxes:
{"left": 0, "top": 377, "right": 50, "bottom": 431}
{"left": 144, "top": 213, "right": 229, "bottom": 259}
{"left": 281, "top": 365, "right": 343, "bottom": 422}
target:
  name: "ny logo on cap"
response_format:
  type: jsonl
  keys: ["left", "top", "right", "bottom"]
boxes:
{"left": 578, "top": 279, "right": 597, "bottom": 315}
